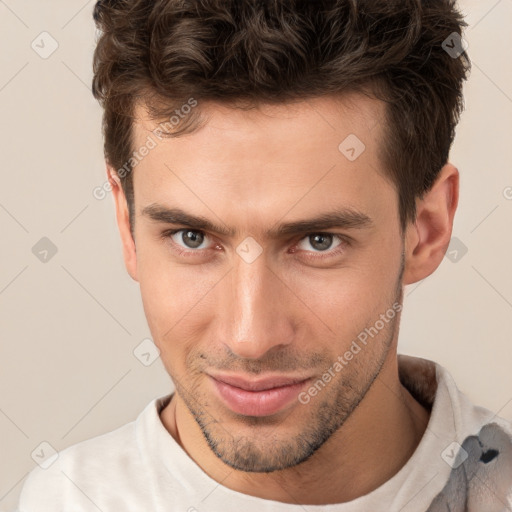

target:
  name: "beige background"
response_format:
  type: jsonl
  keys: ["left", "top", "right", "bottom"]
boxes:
{"left": 0, "top": 1, "right": 511, "bottom": 510}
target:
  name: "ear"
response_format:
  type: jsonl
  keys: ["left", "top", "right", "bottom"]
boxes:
{"left": 402, "top": 163, "right": 459, "bottom": 285}
{"left": 107, "top": 166, "right": 138, "bottom": 282}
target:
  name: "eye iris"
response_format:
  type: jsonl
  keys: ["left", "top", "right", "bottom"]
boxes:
{"left": 182, "top": 230, "right": 204, "bottom": 249}
{"left": 310, "top": 234, "right": 332, "bottom": 251}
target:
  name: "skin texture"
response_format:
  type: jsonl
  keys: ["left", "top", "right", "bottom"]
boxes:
{"left": 109, "top": 93, "right": 458, "bottom": 505}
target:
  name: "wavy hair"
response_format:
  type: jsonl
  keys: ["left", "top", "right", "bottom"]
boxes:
{"left": 92, "top": 0, "right": 470, "bottom": 232}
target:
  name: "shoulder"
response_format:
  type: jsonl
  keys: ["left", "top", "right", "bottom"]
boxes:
{"left": 18, "top": 415, "right": 144, "bottom": 511}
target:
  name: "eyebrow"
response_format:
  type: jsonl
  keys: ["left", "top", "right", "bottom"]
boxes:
{"left": 141, "top": 204, "right": 374, "bottom": 239}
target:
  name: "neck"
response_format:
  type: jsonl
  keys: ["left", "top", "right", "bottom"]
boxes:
{"left": 161, "top": 356, "right": 430, "bottom": 505}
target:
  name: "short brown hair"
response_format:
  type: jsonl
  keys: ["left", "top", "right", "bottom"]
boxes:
{"left": 92, "top": 0, "right": 470, "bottom": 233}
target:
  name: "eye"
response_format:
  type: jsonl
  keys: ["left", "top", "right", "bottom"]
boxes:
{"left": 296, "top": 233, "right": 344, "bottom": 254}
{"left": 161, "top": 228, "right": 349, "bottom": 261}
{"left": 165, "top": 229, "right": 214, "bottom": 252}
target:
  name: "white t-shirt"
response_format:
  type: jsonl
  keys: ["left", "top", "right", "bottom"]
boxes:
{"left": 17, "top": 355, "right": 512, "bottom": 512}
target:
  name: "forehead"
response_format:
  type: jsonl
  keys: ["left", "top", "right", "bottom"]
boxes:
{"left": 130, "top": 93, "right": 396, "bottom": 233}
{"left": 133, "top": 92, "right": 385, "bottom": 151}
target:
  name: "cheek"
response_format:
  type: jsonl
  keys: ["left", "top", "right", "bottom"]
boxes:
{"left": 135, "top": 240, "right": 221, "bottom": 355}
{"left": 138, "top": 271, "right": 201, "bottom": 377}
{"left": 282, "top": 247, "right": 401, "bottom": 344}
{"left": 137, "top": 247, "right": 178, "bottom": 329}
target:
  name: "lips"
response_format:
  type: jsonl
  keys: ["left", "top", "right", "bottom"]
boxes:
{"left": 208, "top": 373, "right": 312, "bottom": 417}
{"left": 211, "top": 374, "right": 308, "bottom": 391}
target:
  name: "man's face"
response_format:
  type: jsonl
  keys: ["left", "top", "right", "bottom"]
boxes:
{"left": 129, "top": 94, "right": 406, "bottom": 472}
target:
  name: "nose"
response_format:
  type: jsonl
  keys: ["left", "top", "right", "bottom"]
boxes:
{"left": 218, "top": 249, "right": 296, "bottom": 360}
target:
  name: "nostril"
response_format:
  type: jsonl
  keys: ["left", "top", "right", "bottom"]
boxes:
{"left": 480, "top": 449, "right": 499, "bottom": 464}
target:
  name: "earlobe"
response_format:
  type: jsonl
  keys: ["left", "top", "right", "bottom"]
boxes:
{"left": 107, "top": 166, "right": 138, "bottom": 282}
{"left": 402, "top": 164, "right": 459, "bottom": 285}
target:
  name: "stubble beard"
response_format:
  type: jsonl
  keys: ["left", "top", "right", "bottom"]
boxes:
{"left": 175, "top": 301, "right": 399, "bottom": 473}
{"left": 175, "top": 254, "right": 405, "bottom": 473}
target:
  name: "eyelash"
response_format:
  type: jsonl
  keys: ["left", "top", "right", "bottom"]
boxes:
{"left": 160, "top": 228, "right": 350, "bottom": 261}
